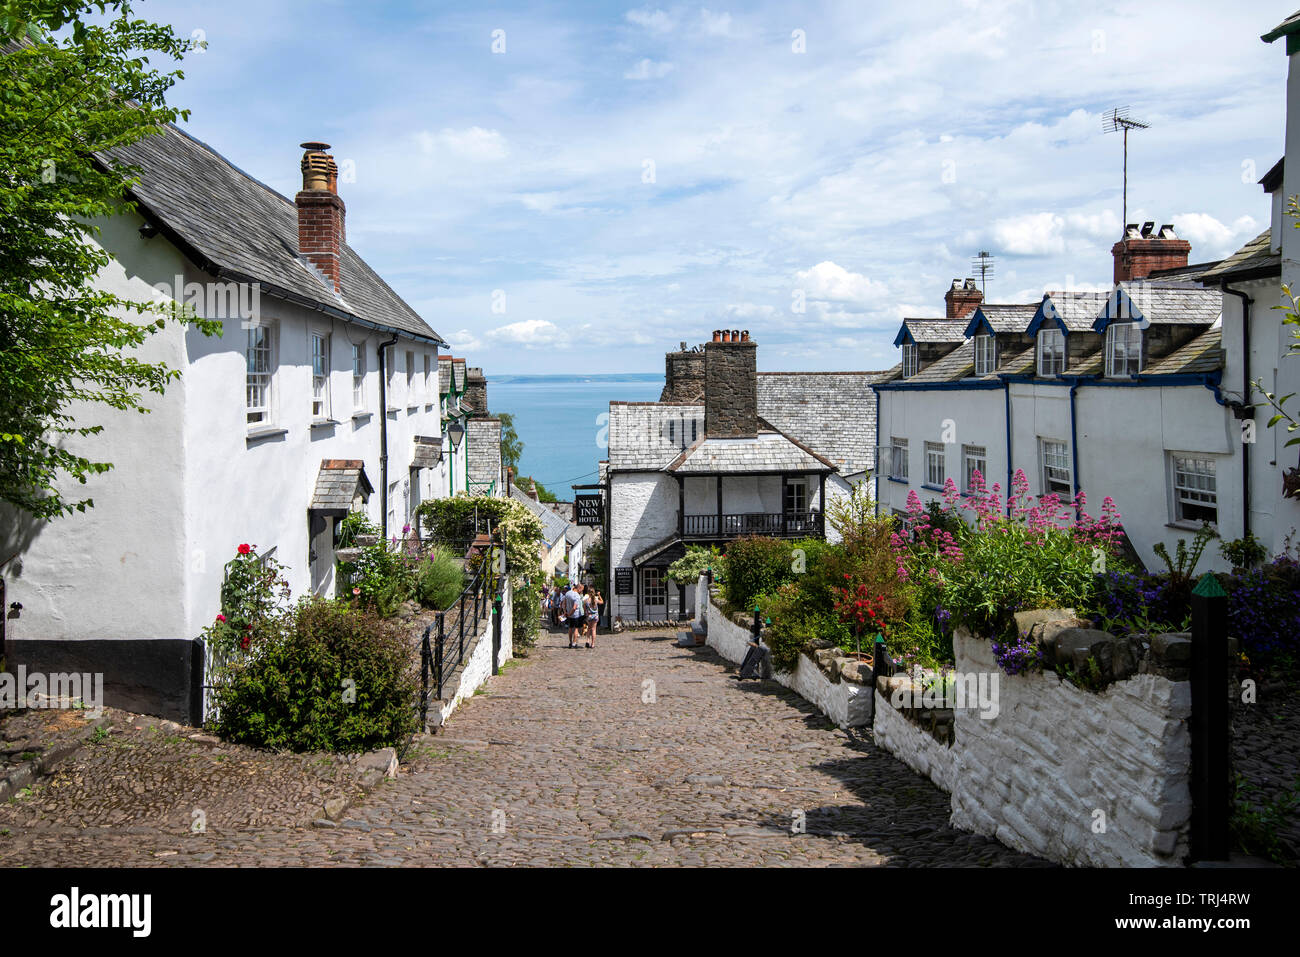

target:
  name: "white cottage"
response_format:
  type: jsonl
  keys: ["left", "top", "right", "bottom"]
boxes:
{"left": 0, "top": 131, "right": 488, "bottom": 721}
{"left": 875, "top": 229, "right": 1257, "bottom": 572}
{"left": 604, "top": 331, "right": 888, "bottom": 622}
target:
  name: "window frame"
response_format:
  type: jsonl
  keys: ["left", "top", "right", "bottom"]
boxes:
{"left": 1169, "top": 453, "right": 1218, "bottom": 527}
{"left": 423, "top": 353, "right": 432, "bottom": 403}
{"left": 784, "top": 478, "right": 808, "bottom": 515}
{"left": 1105, "top": 322, "right": 1143, "bottom": 377}
{"left": 1039, "top": 438, "right": 1072, "bottom": 498}
{"left": 889, "top": 437, "right": 909, "bottom": 482}
{"left": 1037, "top": 327, "right": 1066, "bottom": 376}
{"left": 962, "top": 444, "right": 987, "bottom": 493}
{"left": 246, "top": 322, "right": 276, "bottom": 426}
{"left": 974, "top": 333, "right": 997, "bottom": 376}
{"left": 405, "top": 349, "right": 416, "bottom": 407}
{"left": 902, "top": 342, "right": 919, "bottom": 379}
{"left": 643, "top": 567, "right": 667, "bottom": 608}
{"left": 924, "top": 441, "right": 945, "bottom": 488}
{"left": 351, "top": 342, "right": 366, "bottom": 411}
{"left": 310, "top": 330, "right": 331, "bottom": 420}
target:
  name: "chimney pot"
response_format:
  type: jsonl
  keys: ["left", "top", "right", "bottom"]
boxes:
{"left": 1141, "top": 221, "right": 1155, "bottom": 237}
{"left": 296, "top": 141, "right": 346, "bottom": 293}
{"left": 740, "top": 329, "right": 750, "bottom": 342}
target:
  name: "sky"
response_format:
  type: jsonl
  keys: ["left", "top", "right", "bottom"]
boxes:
{"left": 139, "top": 0, "right": 1290, "bottom": 373}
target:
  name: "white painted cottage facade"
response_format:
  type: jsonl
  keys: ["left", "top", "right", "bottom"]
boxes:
{"left": 0, "top": 131, "right": 501, "bottom": 721}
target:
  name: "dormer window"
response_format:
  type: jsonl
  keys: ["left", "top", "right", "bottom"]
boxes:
{"left": 902, "top": 343, "right": 918, "bottom": 378}
{"left": 974, "top": 334, "right": 997, "bottom": 375}
{"left": 1037, "top": 327, "right": 1066, "bottom": 376}
{"left": 1106, "top": 322, "right": 1142, "bottom": 376}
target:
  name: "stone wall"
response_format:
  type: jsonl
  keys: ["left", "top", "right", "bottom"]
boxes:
{"left": 433, "top": 578, "right": 513, "bottom": 728}
{"left": 466, "top": 418, "right": 502, "bottom": 491}
{"left": 871, "top": 623, "right": 1194, "bottom": 867}
{"left": 703, "top": 340, "right": 757, "bottom": 437}
{"left": 704, "top": 584, "right": 871, "bottom": 728}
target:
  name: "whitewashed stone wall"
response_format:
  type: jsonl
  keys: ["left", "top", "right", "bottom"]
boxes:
{"left": 434, "top": 578, "right": 513, "bottom": 728}
{"left": 705, "top": 590, "right": 870, "bottom": 728}
{"left": 872, "top": 625, "right": 1193, "bottom": 867}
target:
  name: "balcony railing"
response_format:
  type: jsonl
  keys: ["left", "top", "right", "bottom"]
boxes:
{"left": 683, "top": 510, "right": 822, "bottom": 539}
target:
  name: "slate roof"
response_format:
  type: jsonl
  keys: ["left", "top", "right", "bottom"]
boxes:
{"left": 989, "top": 345, "right": 1037, "bottom": 378}
{"left": 309, "top": 460, "right": 374, "bottom": 512}
{"left": 1198, "top": 230, "right": 1280, "bottom": 283}
{"left": 1096, "top": 282, "right": 1222, "bottom": 330}
{"left": 411, "top": 436, "right": 442, "bottom": 469}
{"left": 1039, "top": 291, "right": 1111, "bottom": 332}
{"left": 1263, "top": 10, "right": 1300, "bottom": 42}
{"left": 905, "top": 339, "right": 974, "bottom": 382}
{"left": 438, "top": 358, "right": 451, "bottom": 395}
{"left": 103, "top": 125, "right": 445, "bottom": 345}
{"left": 967, "top": 303, "right": 1038, "bottom": 335}
{"left": 607, "top": 402, "right": 704, "bottom": 471}
{"left": 1142, "top": 326, "right": 1225, "bottom": 376}
{"left": 452, "top": 359, "right": 467, "bottom": 391}
{"left": 895, "top": 318, "right": 968, "bottom": 345}
{"left": 509, "top": 484, "right": 568, "bottom": 546}
{"left": 667, "top": 429, "right": 834, "bottom": 474}
{"left": 756, "top": 372, "right": 886, "bottom": 475}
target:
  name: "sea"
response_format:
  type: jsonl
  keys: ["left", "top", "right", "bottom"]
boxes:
{"left": 489, "top": 373, "right": 662, "bottom": 498}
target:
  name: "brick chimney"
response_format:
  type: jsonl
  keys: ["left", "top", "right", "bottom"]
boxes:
{"left": 464, "top": 367, "right": 488, "bottom": 416}
{"left": 296, "top": 142, "right": 346, "bottom": 293}
{"left": 704, "top": 329, "right": 758, "bottom": 438}
{"left": 1111, "top": 222, "right": 1190, "bottom": 282}
{"left": 944, "top": 278, "right": 982, "bottom": 320}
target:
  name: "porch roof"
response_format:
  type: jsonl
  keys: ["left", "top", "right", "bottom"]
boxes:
{"left": 666, "top": 428, "right": 834, "bottom": 475}
{"left": 310, "top": 460, "right": 374, "bottom": 512}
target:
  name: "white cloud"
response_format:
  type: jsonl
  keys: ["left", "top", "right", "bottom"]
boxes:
{"left": 488, "top": 319, "right": 559, "bottom": 346}
{"left": 624, "top": 58, "right": 675, "bottom": 80}
{"left": 698, "top": 9, "right": 735, "bottom": 37}
{"left": 990, "top": 212, "right": 1066, "bottom": 256}
{"left": 445, "top": 328, "right": 481, "bottom": 351}
{"left": 415, "top": 127, "right": 508, "bottom": 162}
{"left": 795, "top": 261, "right": 889, "bottom": 307}
{"left": 1171, "top": 213, "right": 1260, "bottom": 257}
{"left": 626, "top": 7, "right": 675, "bottom": 33}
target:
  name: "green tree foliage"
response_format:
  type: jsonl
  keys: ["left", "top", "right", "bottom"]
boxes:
{"left": 497, "top": 411, "right": 523, "bottom": 472}
{"left": 1, "top": 2, "right": 210, "bottom": 520}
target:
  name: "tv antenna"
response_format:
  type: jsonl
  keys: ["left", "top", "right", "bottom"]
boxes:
{"left": 1103, "top": 107, "right": 1150, "bottom": 228}
{"left": 971, "top": 251, "right": 995, "bottom": 296}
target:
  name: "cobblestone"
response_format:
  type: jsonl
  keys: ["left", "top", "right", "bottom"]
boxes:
{"left": 0, "top": 627, "right": 1048, "bottom": 866}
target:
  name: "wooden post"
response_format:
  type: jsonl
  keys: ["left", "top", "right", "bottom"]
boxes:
{"left": 818, "top": 473, "right": 826, "bottom": 537}
{"left": 678, "top": 475, "right": 685, "bottom": 538}
{"left": 1189, "top": 571, "right": 1229, "bottom": 862}
{"left": 716, "top": 474, "right": 723, "bottom": 538}
{"left": 781, "top": 473, "right": 789, "bottom": 536}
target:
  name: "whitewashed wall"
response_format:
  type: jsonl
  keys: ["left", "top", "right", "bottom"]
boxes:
{"left": 873, "top": 627, "right": 1193, "bottom": 867}
{"left": 607, "top": 471, "right": 677, "bottom": 620}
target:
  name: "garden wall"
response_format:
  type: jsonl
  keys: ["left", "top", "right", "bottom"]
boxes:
{"left": 704, "top": 587, "right": 871, "bottom": 729}
{"left": 432, "top": 578, "right": 514, "bottom": 728}
{"left": 873, "top": 625, "right": 1193, "bottom": 867}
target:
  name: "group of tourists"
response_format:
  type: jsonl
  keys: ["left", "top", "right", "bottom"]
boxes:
{"left": 540, "top": 581, "right": 604, "bottom": 648}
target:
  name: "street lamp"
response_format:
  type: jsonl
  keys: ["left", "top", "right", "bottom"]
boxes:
{"left": 447, "top": 419, "right": 465, "bottom": 451}
{"left": 447, "top": 419, "right": 466, "bottom": 494}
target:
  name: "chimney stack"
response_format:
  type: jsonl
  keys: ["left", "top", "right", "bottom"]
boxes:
{"left": 1111, "top": 222, "right": 1190, "bottom": 282}
{"left": 944, "top": 278, "right": 982, "bottom": 320}
{"left": 296, "top": 142, "right": 346, "bottom": 294}
{"left": 464, "top": 367, "right": 488, "bottom": 417}
{"left": 704, "top": 329, "right": 758, "bottom": 438}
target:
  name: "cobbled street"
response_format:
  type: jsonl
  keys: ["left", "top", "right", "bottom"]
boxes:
{"left": 0, "top": 627, "right": 1046, "bottom": 867}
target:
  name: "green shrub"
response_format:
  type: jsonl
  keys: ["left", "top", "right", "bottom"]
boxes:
{"left": 336, "top": 513, "right": 417, "bottom": 615}
{"left": 722, "top": 536, "right": 798, "bottom": 610}
{"left": 415, "top": 546, "right": 466, "bottom": 610}
{"left": 667, "top": 545, "right": 721, "bottom": 585}
{"left": 211, "top": 598, "right": 418, "bottom": 752}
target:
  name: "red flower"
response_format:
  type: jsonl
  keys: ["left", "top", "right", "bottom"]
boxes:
{"left": 215, "top": 614, "right": 226, "bottom": 623}
{"left": 240, "top": 635, "right": 251, "bottom": 651}
{"left": 237, "top": 544, "right": 251, "bottom": 556}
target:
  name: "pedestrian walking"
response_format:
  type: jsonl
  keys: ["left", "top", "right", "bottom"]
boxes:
{"left": 565, "top": 582, "right": 585, "bottom": 647}
{"left": 586, "top": 588, "right": 603, "bottom": 647}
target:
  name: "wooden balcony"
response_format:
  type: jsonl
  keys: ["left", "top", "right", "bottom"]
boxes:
{"left": 682, "top": 510, "right": 823, "bottom": 540}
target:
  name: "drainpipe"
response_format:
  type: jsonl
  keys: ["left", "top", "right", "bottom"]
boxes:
{"left": 1003, "top": 380, "right": 1013, "bottom": 517}
{"left": 1069, "top": 379, "right": 1082, "bottom": 520}
{"left": 874, "top": 387, "right": 881, "bottom": 517}
{"left": 377, "top": 335, "right": 398, "bottom": 538}
{"left": 1222, "top": 283, "right": 1252, "bottom": 541}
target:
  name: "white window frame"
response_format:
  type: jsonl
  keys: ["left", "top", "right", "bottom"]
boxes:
{"left": 1106, "top": 322, "right": 1143, "bottom": 377}
{"left": 889, "top": 437, "right": 909, "bottom": 481}
{"left": 1169, "top": 454, "right": 1218, "bottom": 527}
{"left": 351, "top": 342, "right": 366, "bottom": 411}
{"left": 962, "top": 444, "right": 987, "bottom": 493}
{"left": 246, "top": 323, "right": 276, "bottom": 426}
{"left": 902, "top": 343, "right": 919, "bottom": 379}
{"left": 924, "top": 441, "right": 945, "bottom": 488}
{"left": 311, "top": 331, "right": 331, "bottom": 420}
{"left": 1039, "top": 438, "right": 1071, "bottom": 497}
{"left": 423, "top": 354, "right": 432, "bottom": 403}
{"left": 405, "top": 350, "right": 416, "bottom": 407}
{"left": 1037, "top": 327, "right": 1066, "bottom": 376}
{"left": 974, "top": 333, "right": 997, "bottom": 376}
{"left": 784, "top": 478, "right": 807, "bottom": 514}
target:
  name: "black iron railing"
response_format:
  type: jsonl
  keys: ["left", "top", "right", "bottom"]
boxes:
{"left": 683, "top": 510, "right": 822, "bottom": 539}
{"left": 419, "top": 538, "right": 504, "bottom": 729}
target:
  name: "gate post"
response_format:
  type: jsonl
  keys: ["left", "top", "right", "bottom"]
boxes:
{"left": 1189, "top": 571, "right": 1229, "bottom": 862}
{"left": 492, "top": 596, "right": 503, "bottom": 676}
